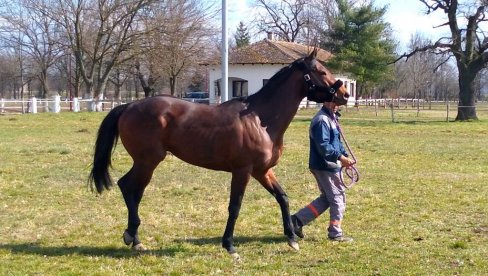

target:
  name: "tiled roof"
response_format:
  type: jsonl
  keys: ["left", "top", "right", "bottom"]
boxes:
{"left": 204, "top": 39, "right": 332, "bottom": 65}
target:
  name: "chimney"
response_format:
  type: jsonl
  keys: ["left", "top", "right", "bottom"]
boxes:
{"left": 267, "top": 32, "right": 273, "bottom": 40}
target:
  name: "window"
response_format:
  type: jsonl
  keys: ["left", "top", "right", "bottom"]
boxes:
{"left": 214, "top": 80, "right": 220, "bottom": 97}
{"left": 232, "top": 80, "right": 248, "bottom": 98}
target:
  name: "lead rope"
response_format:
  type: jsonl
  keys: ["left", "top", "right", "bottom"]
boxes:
{"left": 334, "top": 116, "right": 360, "bottom": 189}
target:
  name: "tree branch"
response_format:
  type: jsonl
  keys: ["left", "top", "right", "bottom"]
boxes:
{"left": 391, "top": 40, "right": 451, "bottom": 64}
{"left": 419, "top": 0, "right": 448, "bottom": 14}
{"left": 433, "top": 54, "right": 453, "bottom": 72}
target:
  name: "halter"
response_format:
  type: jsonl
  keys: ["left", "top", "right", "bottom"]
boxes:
{"left": 296, "top": 58, "right": 344, "bottom": 102}
{"left": 304, "top": 75, "right": 343, "bottom": 102}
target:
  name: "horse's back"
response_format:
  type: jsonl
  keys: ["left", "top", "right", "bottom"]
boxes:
{"left": 118, "top": 96, "right": 263, "bottom": 171}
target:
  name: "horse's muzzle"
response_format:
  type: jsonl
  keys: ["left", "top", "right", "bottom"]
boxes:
{"left": 333, "top": 92, "right": 350, "bottom": 106}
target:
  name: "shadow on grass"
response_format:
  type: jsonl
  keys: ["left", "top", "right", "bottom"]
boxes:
{"left": 175, "top": 235, "right": 286, "bottom": 246}
{"left": 0, "top": 243, "right": 183, "bottom": 258}
{"left": 0, "top": 235, "right": 287, "bottom": 258}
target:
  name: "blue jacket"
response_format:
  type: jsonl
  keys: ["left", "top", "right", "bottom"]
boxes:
{"left": 309, "top": 107, "right": 348, "bottom": 172}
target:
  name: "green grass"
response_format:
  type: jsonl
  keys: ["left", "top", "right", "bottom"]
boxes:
{"left": 1, "top": 109, "right": 487, "bottom": 275}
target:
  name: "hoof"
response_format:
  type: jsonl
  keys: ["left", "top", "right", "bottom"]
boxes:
{"left": 225, "top": 245, "right": 237, "bottom": 255}
{"left": 123, "top": 230, "right": 134, "bottom": 246}
{"left": 132, "top": 243, "right": 147, "bottom": 251}
{"left": 229, "top": 252, "right": 241, "bottom": 262}
{"left": 288, "top": 239, "right": 300, "bottom": 251}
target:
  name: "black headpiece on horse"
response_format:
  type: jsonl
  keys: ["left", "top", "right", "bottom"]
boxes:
{"left": 295, "top": 49, "right": 344, "bottom": 103}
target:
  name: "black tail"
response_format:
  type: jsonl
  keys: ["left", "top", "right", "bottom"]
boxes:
{"left": 89, "top": 104, "right": 129, "bottom": 193}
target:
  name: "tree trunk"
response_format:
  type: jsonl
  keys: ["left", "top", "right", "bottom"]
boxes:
{"left": 134, "top": 62, "right": 155, "bottom": 98}
{"left": 456, "top": 69, "right": 478, "bottom": 121}
{"left": 84, "top": 81, "right": 94, "bottom": 99}
{"left": 39, "top": 68, "right": 50, "bottom": 98}
{"left": 137, "top": 73, "right": 154, "bottom": 98}
{"left": 356, "top": 82, "right": 364, "bottom": 105}
{"left": 95, "top": 82, "right": 106, "bottom": 100}
{"left": 169, "top": 76, "right": 177, "bottom": 97}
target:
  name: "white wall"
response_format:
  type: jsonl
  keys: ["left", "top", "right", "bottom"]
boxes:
{"left": 207, "top": 64, "right": 356, "bottom": 106}
{"left": 208, "top": 64, "right": 283, "bottom": 104}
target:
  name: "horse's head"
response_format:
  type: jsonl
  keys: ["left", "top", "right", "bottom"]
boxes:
{"left": 297, "top": 49, "right": 350, "bottom": 105}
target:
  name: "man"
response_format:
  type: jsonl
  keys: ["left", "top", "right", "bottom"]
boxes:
{"left": 291, "top": 100, "right": 355, "bottom": 242}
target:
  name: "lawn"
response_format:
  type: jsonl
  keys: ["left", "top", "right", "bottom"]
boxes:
{"left": 0, "top": 108, "right": 487, "bottom": 275}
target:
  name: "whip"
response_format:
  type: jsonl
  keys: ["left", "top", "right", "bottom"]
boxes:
{"left": 334, "top": 116, "right": 360, "bottom": 189}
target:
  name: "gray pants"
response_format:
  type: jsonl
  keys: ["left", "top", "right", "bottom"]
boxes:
{"left": 294, "top": 169, "right": 346, "bottom": 238}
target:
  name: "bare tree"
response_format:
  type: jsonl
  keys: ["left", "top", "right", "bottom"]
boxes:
{"left": 135, "top": 0, "right": 217, "bottom": 97}
{"left": 0, "top": 52, "right": 19, "bottom": 98}
{"left": 306, "top": 0, "right": 363, "bottom": 44}
{"left": 0, "top": 0, "right": 65, "bottom": 98}
{"left": 254, "top": 0, "right": 307, "bottom": 42}
{"left": 109, "top": 66, "right": 131, "bottom": 101}
{"left": 134, "top": 59, "right": 160, "bottom": 97}
{"left": 478, "top": 67, "right": 488, "bottom": 99}
{"left": 398, "top": 34, "right": 438, "bottom": 99}
{"left": 252, "top": 0, "right": 363, "bottom": 45}
{"left": 395, "top": 33, "right": 459, "bottom": 102}
{"left": 43, "top": 0, "right": 158, "bottom": 107}
{"left": 395, "top": 0, "right": 488, "bottom": 121}
{"left": 307, "top": 0, "right": 339, "bottom": 33}
{"left": 433, "top": 63, "right": 458, "bottom": 101}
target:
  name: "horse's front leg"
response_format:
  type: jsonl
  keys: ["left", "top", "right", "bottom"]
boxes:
{"left": 222, "top": 168, "right": 251, "bottom": 259}
{"left": 253, "top": 169, "right": 299, "bottom": 251}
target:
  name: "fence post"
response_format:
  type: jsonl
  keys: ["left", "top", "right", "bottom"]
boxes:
{"left": 73, "top": 97, "right": 80, "bottom": 112}
{"left": 49, "top": 95, "right": 61, "bottom": 113}
{"left": 446, "top": 103, "right": 449, "bottom": 122}
{"left": 390, "top": 103, "right": 395, "bottom": 123}
{"left": 29, "top": 97, "right": 37, "bottom": 113}
{"left": 417, "top": 99, "right": 420, "bottom": 117}
{"left": 0, "top": 98, "right": 4, "bottom": 113}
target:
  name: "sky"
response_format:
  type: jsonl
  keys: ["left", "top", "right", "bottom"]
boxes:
{"left": 374, "top": 0, "right": 449, "bottom": 52}
{"left": 222, "top": 0, "right": 451, "bottom": 52}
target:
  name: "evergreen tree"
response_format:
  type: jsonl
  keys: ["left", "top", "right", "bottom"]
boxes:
{"left": 322, "top": 0, "right": 396, "bottom": 98}
{"left": 234, "top": 21, "right": 250, "bottom": 48}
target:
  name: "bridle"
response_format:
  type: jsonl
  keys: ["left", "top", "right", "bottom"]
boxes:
{"left": 296, "top": 58, "right": 344, "bottom": 102}
{"left": 304, "top": 74, "right": 344, "bottom": 101}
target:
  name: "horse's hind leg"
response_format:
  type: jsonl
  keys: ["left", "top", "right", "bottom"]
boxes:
{"left": 118, "top": 160, "right": 161, "bottom": 251}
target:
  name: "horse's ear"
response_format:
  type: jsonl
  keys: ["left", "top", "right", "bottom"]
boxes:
{"left": 309, "top": 47, "right": 318, "bottom": 58}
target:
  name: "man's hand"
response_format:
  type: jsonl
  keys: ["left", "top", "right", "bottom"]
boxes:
{"left": 339, "top": 155, "right": 355, "bottom": 168}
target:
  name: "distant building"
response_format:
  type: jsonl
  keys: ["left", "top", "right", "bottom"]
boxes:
{"left": 203, "top": 38, "right": 356, "bottom": 107}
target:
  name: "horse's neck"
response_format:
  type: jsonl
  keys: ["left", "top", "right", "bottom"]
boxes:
{"left": 251, "top": 82, "right": 304, "bottom": 141}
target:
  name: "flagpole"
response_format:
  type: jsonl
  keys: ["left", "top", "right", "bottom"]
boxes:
{"left": 221, "top": 0, "right": 229, "bottom": 102}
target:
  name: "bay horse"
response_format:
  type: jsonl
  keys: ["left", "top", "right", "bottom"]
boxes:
{"left": 89, "top": 50, "right": 349, "bottom": 257}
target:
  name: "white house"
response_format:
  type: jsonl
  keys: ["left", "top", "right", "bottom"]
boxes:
{"left": 204, "top": 38, "right": 356, "bottom": 107}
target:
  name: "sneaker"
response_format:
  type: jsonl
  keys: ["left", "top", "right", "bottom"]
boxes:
{"left": 291, "top": 215, "right": 304, "bottom": 239}
{"left": 328, "top": 236, "right": 353, "bottom": 242}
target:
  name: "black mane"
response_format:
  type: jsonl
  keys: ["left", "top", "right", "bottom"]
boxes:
{"left": 243, "top": 58, "right": 306, "bottom": 105}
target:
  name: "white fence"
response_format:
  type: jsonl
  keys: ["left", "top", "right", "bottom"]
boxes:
{"left": 2, "top": 96, "right": 320, "bottom": 113}
{"left": 356, "top": 98, "right": 427, "bottom": 108}
{"left": 344, "top": 98, "right": 488, "bottom": 122}
{"left": 0, "top": 97, "right": 125, "bottom": 114}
